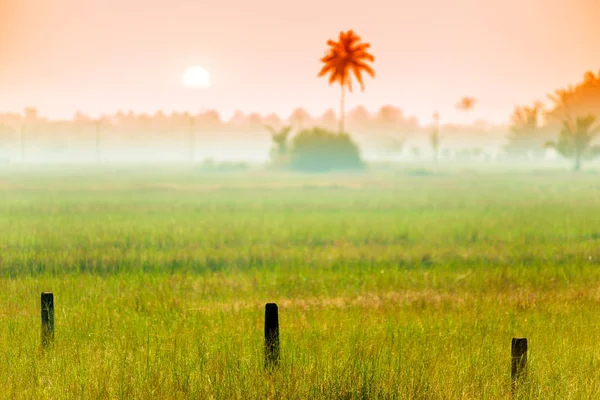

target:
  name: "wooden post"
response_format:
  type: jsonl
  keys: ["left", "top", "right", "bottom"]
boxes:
{"left": 41, "top": 292, "right": 54, "bottom": 347}
{"left": 511, "top": 338, "right": 527, "bottom": 391}
{"left": 264, "top": 303, "right": 279, "bottom": 368}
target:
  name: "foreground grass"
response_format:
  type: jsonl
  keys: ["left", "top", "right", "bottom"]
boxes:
{"left": 1, "top": 166, "right": 599, "bottom": 398}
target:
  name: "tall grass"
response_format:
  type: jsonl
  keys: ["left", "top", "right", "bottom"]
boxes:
{"left": 0, "top": 166, "right": 599, "bottom": 398}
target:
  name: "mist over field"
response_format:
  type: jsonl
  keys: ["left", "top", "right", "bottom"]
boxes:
{"left": 0, "top": 103, "right": 593, "bottom": 167}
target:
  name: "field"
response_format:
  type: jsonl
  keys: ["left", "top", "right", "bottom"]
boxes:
{"left": 1, "top": 165, "right": 600, "bottom": 399}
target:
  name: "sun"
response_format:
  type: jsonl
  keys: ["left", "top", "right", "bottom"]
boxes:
{"left": 183, "top": 66, "right": 211, "bottom": 88}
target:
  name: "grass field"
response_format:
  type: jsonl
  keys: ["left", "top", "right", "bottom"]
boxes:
{"left": 1, "top": 165, "right": 600, "bottom": 399}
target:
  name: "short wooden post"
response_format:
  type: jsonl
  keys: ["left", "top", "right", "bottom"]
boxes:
{"left": 41, "top": 292, "right": 54, "bottom": 347}
{"left": 264, "top": 303, "right": 279, "bottom": 368}
{"left": 511, "top": 338, "right": 527, "bottom": 391}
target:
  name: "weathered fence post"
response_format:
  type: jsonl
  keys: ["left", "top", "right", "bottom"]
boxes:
{"left": 511, "top": 338, "right": 527, "bottom": 391}
{"left": 41, "top": 292, "right": 54, "bottom": 347}
{"left": 264, "top": 303, "right": 279, "bottom": 368}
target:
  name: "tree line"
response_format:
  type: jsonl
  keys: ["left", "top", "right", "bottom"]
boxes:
{"left": 1, "top": 24, "right": 600, "bottom": 170}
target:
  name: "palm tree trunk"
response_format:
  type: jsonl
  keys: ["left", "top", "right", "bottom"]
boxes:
{"left": 339, "top": 83, "right": 346, "bottom": 134}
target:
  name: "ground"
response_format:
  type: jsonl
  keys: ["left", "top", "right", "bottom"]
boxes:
{"left": 0, "top": 165, "right": 599, "bottom": 399}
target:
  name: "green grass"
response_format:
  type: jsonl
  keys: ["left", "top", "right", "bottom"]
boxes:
{"left": 1, "top": 166, "right": 600, "bottom": 398}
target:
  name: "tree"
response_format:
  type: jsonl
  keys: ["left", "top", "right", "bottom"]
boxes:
{"left": 246, "top": 112, "right": 264, "bottom": 132}
{"left": 318, "top": 109, "right": 337, "bottom": 131}
{"left": 504, "top": 102, "right": 549, "bottom": 158}
{"left": 456, "top": 97, "right": 476, "bottom": 123}
{"left": 197, "top": 110, "right": 223, "bottom": 133}
{"left": 430, "top": 111, "right": 440, "bottom": 162}
{"left": 266, "top": 125, "right": 292, "bottom": 161}
{"left": 288, "top": 108, "right": 312, "bottom": 131}
{"left": 348, "top": 105, "right": 371, "bottom": 131}
{"left": 545, "top": 114, "right": 600, "bottom": 171}
{"left": 546, "top": 71, "right": 600, "bottom": 124}
{"left": 263, "top": 113, "right": 283, "bottom": 130}
{"left": 228, "top": 110, "right": 247, "bottom": 129}
{"left": 318, "top": 30, "right": 375, "bottom": 134}
{"left": 288, "top": 127, "right": 364, "bottom": 172}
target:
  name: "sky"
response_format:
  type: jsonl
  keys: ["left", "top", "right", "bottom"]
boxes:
{"left": 1, "top": 0, "right": 600, "bottom": 124}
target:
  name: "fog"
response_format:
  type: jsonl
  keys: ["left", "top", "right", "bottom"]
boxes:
{"left": 0, "top": 110, "right": 567, "bottom": 166}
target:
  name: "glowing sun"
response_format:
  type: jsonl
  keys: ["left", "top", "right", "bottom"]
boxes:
{"left": 183, "top": 66, "right": 211, "bottom": 88}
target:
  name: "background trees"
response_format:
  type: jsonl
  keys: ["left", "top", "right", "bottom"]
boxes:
{"left": 545, "top": 115, "right": 600, "bottom": 171}
{"left": 504, "top": 102, "right": 549, "bottom": 158}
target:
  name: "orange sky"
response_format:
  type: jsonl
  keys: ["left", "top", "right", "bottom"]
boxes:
{"left": 1, "top": 0, "right": 600, "bottom": 124}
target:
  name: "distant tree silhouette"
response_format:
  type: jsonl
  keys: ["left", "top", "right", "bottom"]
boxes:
{"left": 264, "top": 113, "right": 283, "bottom": 129}
{"left": 547, "top": 71, "right": 600, "bottom": 125}
{"left": 288, "top": 127, "right": 364, "bottom": 172}
{"left": 456, "top": 97, "right": 476, "bottom": 124}
{"left": 289, "top": 108, "right": 312, "bottom": 131}
{"left": 246, "top": 112, "right": 264, "bottom": 133}
{"left": 504, "top": 102, "right": 549, "bottom": 158}
{"left": 377, "top": 105, "right": 402, "bottom": 123}
{"left": 318, "top": 109, "right": 337, "bottom": 131}
{"left": 348, "top": 105, "right": 371, "bottom": 131}
{"left": 456, "top": 97, "right": 476, "bottom": 112}
{"left": 24, "top": 107, "right": 38, "bottom": 122}
{"left": 228, "top": 110, "right": 247, "bottom": 128}
{"left": 266, "top": 125, "right": 292, "bottom": 162}
{"left": 375, "top": 105, "right": 419, "bottom": 135}
{"left": 545, "top": 114, "right": 600, "bottom": 171}
{"left": 318, "top": 30, "right": 375, "bottom": 134}
{"left": 197, "top": 110, "right": 223, "bottom": 133}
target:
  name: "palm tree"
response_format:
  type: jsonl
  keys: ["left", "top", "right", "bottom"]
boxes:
{"left": 430, "top": 111, "right": 440, "bottom": 162}
{"left": 545, "top": 114, "right": 600, "bottom": 171}
{"left": 456, "top": 97, "right": 476, "bottom": 123}
{"left": 318, "top": 30, "right": 375, "bottom": 134}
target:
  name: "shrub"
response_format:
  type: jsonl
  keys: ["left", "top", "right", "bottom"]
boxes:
{"left": 287, "top": 128, "right": 364, "bottom": 172}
